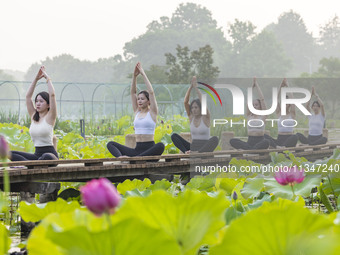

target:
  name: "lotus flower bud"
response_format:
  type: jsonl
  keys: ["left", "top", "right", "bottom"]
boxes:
{"left": 80, "top": 178, "right": 121, "bottom": 215}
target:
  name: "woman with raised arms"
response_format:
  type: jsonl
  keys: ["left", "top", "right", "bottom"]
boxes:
{"left": 297, "top": 86, "right": 327, "bottom": 145}
{"left": 264, "top": 78, "right": 298, "bottom": 148}
{"left": 107, "top": 62, "right": 164, "bottom": 158}
{"left": 229, "top": 78, "right": 270, "bottom": 150}
{"left": 9, "top": 66, "right": 59, "bottom": 161}
{"left": 171, "top": 76, "right": 218, "bottom": 154}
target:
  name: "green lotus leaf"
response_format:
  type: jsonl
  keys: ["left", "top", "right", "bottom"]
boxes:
{"left": 241, "top": 178, "right": 264, "bottom": 199}
{"left": 19, "top": 198, "right": 80, "bottom": 222}
{"left": 114, "top": 189, "right": 229, "bottom": 255}
{"left": 211, "top": 199, "right": 339, "bottom": 255}
{"left": 148, "top": 179, "right": 172, "bottom": 191}
{"left": 0, "top": 222, "right": 11, "bottom": 255}
{"left": 264, "top": 176, "right": 320, "bottom": 199}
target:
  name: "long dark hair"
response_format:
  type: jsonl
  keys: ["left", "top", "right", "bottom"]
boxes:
{"left": 190, "top": 98, "right": 201, "bottom": 113}
{"left": 138, "top": 90, "right": 150, "bottom": 101}
{"left": 33, "top": 92, "right": 50, "bottom": 122}
{"left": 312, "top": 101, "right": 320, "bottom": 107}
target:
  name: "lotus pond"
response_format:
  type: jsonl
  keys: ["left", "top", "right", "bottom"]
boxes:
{"left": 1, "top": 121, "right": 340, "bottom": 254}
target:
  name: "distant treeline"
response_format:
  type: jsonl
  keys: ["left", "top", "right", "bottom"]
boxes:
{"left": 1, "top": 3, "right": 340, "bottom": 83}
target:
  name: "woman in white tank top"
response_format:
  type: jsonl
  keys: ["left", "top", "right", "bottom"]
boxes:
{"left": 171, "top": 76, "right": 218, "bottom": 153}
{"left": 297, "top": 86, "right": 327, "bottom": 145}
{"left": 9, "top": 66, "right": 59, "bottom": 162}
{"left": 230, "top": 78, "right": 270, "bottom": 150}
{"left": 264, "top": 78, "right": 298, "bottom": 148}
{"left": 107, "top": 62, "right": 164, "bottom": 159}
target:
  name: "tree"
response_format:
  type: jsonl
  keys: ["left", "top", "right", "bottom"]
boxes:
{"left": 170, "top": 3, "right": 217, "bottom": 30}
{"left": 165, "top": 44, "right": 219, "bottom": 84}
{"left": 228, "top": 19, "right": 256, "bottom": 54}
{"left": 224, "top": 19, "right": 291, "bottom": 77}
{"left": 123, "top": 2, "right": 232, "bottom": 77}
{"left": 302, "top": 57, "right": 340, "bottom": 78}
{"left": 266, "top": 10, "right": 316, "bottom": 76}
{"left": 25, "top": 54, "right": 129, "bottom": 83}
{"left": 237, "top": 31, "right": 291, "bottom": 77}
{"left": 319, "top": 15, "right": 340, "bottom": 58}
{"left": 0, "top": 70, "right": 14, "bottom": 81}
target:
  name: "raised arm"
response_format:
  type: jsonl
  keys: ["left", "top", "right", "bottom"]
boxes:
{"left": 276, "top": 79, "right": 285, "bottom": 115}
{"left": 26, "top": 68, "right": 44, "bottom": 117}
{"left": 41, "top": 66, "right": 57, "bottom": 126}
{"left": 314, "top": 88, "right": 325, "bottom": 117}
{"left": 131, "top": 64, "right": 139, "bottom": 113}
{"left": 137, "top": 63, "right": 158, "bottom": 116}
{"left": 192, "top": 77, "right": 210, "bottom": 123}
{"left": 184, "top": 82, "right": 193, "bottom": 117}
{"left": 306, "top": 87, "right": 314, "bottom": 113}
{"left": 253, "top": 78, "right": 267, "bottom": 110}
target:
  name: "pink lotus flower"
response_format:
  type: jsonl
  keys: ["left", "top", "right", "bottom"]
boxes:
{"left": 0, "top": 135, "right": 9, "bottom": 159}
{"left": 80, "top": 178, "right": 121, "bottom": 215}
{"left": 274, "top": 166, "right": 305, "bottom": 186}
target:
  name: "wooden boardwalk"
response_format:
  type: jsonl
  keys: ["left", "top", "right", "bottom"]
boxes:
{"left": 1, "top": 143, "right": 339, "bottom": 185}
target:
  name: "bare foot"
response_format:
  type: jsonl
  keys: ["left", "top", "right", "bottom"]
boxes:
{"left": 118, "top": 155, "right": 129, "bottom": 158}
{"left": 185, "top": 150, "right": 191, "bottom": 154}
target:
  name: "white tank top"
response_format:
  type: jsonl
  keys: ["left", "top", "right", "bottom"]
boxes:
{"left": 247, "top": 117, "right": 265, "bottom": 132}
{"left": 278, "top": 115, "right": 295, "bottom": 133}
{"left": 190, "top": 118, "right": 210, "bottom": 140}
{"left": 309, "top": 113, "right": 325, "bottom": 136}
{"left": 29, "top": 118, "right": 54, "bottom": 147}
{"left": 134, "top": 111, "right": 156, "bottom": 135}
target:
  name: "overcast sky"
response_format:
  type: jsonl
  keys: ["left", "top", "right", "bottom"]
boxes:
{"left": 1, "top": 0, "right": 339, "bottom": 72}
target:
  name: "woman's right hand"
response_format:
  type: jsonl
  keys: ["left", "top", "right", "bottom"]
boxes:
{"left": 311, "top": 86, "right": 315, "bottom": 96}
{"left": 191, "top": 76, "right": 197, "bottom": 87}
{"left": 136, "top": 62, "right": 145, "bottom": 76}
{"left": 35, "top": 67, "right": 44, "bottom": 81}
{"left": 133, "top": 64, "right": 140, "bottom": 77}
{"left": 40, "top": 66, "right": 50, "bottom": 80}
{"left": 252, "top": 77, "right": 257, "bottom": 88}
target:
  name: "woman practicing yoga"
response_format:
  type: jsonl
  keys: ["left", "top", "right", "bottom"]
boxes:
{"left": 264, "top": 78, "right": 298, "bottom": 148}
{"left": 171, "top": 76, "right": 218, "bottom": 153}
{"left": 230, "top": 78, "right": 270, "bottom": 150}
{"left": 297, "top": 86, "right": 327, "bottom": 145}
{"left": 9, "top": 66, "right": 59, "bottom": 161}
{"left": 107, "top": 62, "right": 164, "bottom": 158}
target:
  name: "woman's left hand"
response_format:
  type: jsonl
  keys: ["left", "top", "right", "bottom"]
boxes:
{"left": 40, "top": 66, "right": 50, "bottom": 80}
{"left": 136, "top": 62, "right": 145, "bottom": 76}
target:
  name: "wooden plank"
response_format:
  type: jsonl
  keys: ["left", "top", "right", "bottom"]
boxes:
{"left": 1, "top": 142, "right": 339, "bottom": 168}
{"left": 0, "top": 143, "right": 337, "bottom": 185}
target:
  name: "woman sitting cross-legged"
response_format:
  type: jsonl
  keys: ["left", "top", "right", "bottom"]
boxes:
{"left": 106, "top": 62, "right": 164, "bottom": 159}
{"left": 296, "top": 86, "right": 327, "bottom": 145}
{"left": 171, "top": 76, "right": 218, "bottom": 154}
{"left": 264, "top": 78, "right": 298, "bottom": 148}
{"left": 9, "top": 66, "right": 59, "bottom": 162}
{"left": 229, "top": 78, "right": 270, "bottom": 150}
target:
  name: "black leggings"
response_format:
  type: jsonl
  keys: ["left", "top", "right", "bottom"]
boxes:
{"left": 264, "top": 134, "right": 298, "bottom": 148}
{"left": 171, "top": 133, "right": 219, "bottom": 153}
{"left": 107, "top": 141, "right": 165, "bottom": 158}
{"left": 296, "top": 133, "right": 327, "bottom": 145}
{"left": 11, "top": 146, "right": 59, "bottom": 161}
{"left": 230, "top": 136, "right": 269, "bottom": 150}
